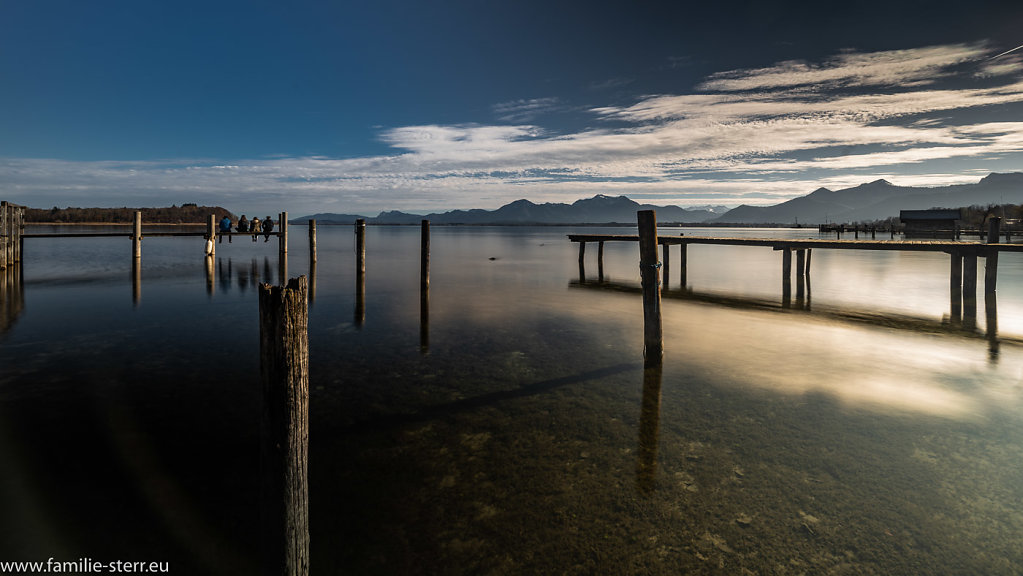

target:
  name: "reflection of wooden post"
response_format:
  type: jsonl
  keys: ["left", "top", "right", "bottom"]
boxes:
{"left": 279, "top": 212, "right": 288, "bottom": 259}
{"left": 661, "top": 244, "right": 670, "bottom": 289}
{"left": 258, "top": 276, "right": 310, "bottom": 576}
{"left": 355, "top": 219, "right": 366, "bottom": 326}
{"left": 597, "top": 241, "right": 604, "bottom": 282}
{"left": 637, "top": 210, "right": 662, "bottom": 360}
{"left": 205, "top": 255, "right": 215, "bottom": 297}
{"left": 132, "top": 211, "right": 142, "bottom": 261}
{"left": 308, "top": 220, "right": 317, "bottom": 264}
{"left": 795, "top": 249, "right": 805, "bottom": 303}
{"left": 636, "top": 360, "right": 663, "bottom": 494}
{"left": 132, "top": 259, "right": 141, "bottom": 306}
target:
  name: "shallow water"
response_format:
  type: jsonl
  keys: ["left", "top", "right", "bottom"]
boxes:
{"left": 2, "top": 225, "right": 1023, "bottom": 574}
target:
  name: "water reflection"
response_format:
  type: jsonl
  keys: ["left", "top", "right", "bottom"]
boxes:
{"left": 132, "top": 259, "right": 141, "bottom": 306}
{"left": 0, "top": 264, "right": 24, "bottom": 334}
{"left": 635, "top": 359, "right": 663, "bottom": 494}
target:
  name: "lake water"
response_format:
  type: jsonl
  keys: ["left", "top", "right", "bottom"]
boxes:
{"left": 3, "top": 224, "right": 1023, "bottom": 574}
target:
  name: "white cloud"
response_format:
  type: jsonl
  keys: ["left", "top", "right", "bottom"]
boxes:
{"left": 4, "top": 42, "right": 1023, "bottom": 214}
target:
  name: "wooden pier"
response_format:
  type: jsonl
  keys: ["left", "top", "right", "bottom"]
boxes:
{"left": 569, "top": 218, "right": 1021, "bottom": 322}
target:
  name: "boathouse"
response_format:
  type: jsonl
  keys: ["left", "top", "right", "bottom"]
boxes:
{"left": 900, "top": 209, "right": 962, "bottom": 239}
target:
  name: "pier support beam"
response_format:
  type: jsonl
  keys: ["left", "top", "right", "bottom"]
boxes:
{"left": 206, "top": 214, "right": 216, "bottom": 257}
{"left": 421, "top": 220, "right": 430, "bottom": 354}
{"left": 795, "top": 249, "right": 806, "bottom": 304}
{"left": 578, "top": 241, "right": 586, "bottom": 282}
{"left": 950, "top": 250, "right": 963, "bottom": 324}
{"left": 679, "top": 243, "right": 687, "bottom": 288}
{"left": 963, "top": 253, "right": 978, "bottom": 329}
{"left": 662, "top": 243, "right": 670, "bottom": 289}
{"left": 308, "top": 220, "right": 316, "bottom": 264}
{"left": 781, "top": 247, "right": 792, "bottom": 307}
{"left": 597, "top": 241, "right": 605, "bottom": 282}
{"left": 637, "top": 210, "right": 662, "bottom": 360}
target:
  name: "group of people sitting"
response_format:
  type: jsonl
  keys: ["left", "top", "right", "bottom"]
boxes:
{"left": 218, "top": 214, "right": 276, "bottom": 243}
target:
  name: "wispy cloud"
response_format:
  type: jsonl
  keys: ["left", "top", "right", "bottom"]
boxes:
{"left": 4, "top": 42, "right": 1023, "bottom": 214}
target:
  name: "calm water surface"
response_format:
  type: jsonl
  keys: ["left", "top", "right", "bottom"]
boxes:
{"left": 2, "top": 225, "right": 1023, "bottom": 574}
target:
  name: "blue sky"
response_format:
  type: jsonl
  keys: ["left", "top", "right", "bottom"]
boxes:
{"left": 3, "top": 0, "right": 1023, "bottom": 217}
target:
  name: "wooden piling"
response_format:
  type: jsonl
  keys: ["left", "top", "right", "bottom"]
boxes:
{"left": 206, "top": 214, "right": 216, "bottom": 258}
{"left": 421, "top": 220, "right": 430, "bottom": 292}
{"left": 949, "top": 251, "right": 963, "bottom": 323}
{"left": 963, "top": 254, "right": 978, "bottom": 328}
{"left": 597, "top": 241, "right": 605, "bottom": 282}
{"left": 1, "top": 202, "right": 7, "bottom": 270}
{"left": 308, "top": 220, "right": 317, "bottom": 264}
{"left": 578, "top": 241, "right": 586, "bottom": 281}
{"left": 279, "top": 211, "right": 289, "bottom": 260}
{"left": 795, "top": 249, "right": 806, "bottom": 303}
{"left": 986, "top": 218, "right": 1000, "bottom": 296}
{"left": 781, "top": 247, "right": 792, "bottom": 307}
{"left": 258, "top": 276, "right": 310, "bottom": 576}
{"left": 132, "top": 211, "right": 142, "bottom": 260}
{"left": 637, "top": 210, "right": 662, "bottom": 360}
{"left": 662, "top": 243, "right": 670, "bottom": 288}
{"left": 355, "top": 219, "right": 366, "bottom": 326}
{"left": 679, "top": 243, "right": 687, "bottom": 288}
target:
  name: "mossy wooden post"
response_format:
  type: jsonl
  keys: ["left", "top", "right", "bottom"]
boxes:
{"left": 258, "top": 276, "right": 310, "bottom": 576}
{"left": 132, "top": 211, "right": 142, "bottom": 261}
{"left": 355, "top": 219, "right": 366, "bottom": 326}
{"left": 637, "top": 210, "right": 662, "bottom": 360}
{"left": 308, "top": 220, "right": 317, "bottom": 264}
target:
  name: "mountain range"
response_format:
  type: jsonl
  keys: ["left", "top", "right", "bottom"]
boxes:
{"left": 293, "top": 172, "right": 1023, "bottom": 225}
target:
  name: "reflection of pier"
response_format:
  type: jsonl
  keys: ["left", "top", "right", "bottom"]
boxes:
{"left": 570, "top": 220, "right": 1018, "bottom": 321}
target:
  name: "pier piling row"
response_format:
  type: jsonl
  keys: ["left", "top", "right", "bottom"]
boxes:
{"left": 569, "top": 229, "right": 1020, "bottom": 315}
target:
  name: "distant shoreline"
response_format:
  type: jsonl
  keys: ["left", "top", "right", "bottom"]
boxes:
{"left": 25, "top": 221, "right": 206, "bottom": 226}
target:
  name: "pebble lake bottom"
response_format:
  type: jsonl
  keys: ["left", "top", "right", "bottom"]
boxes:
{"left": 2, "top": 225, "right": 1023, "bottom": 574}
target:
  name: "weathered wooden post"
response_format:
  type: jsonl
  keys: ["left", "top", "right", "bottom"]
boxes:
{"left": 420, "top": 220, "right": 430, "bottom": 354}
{"left": 258, "top": 276, "right": 310, "bottom": 576}
{"left": 679, "top": 242, "right": 687, "bottom": 288}
{"left": 1, "top": 201, "right": 7, "bottom": 270}
{"left": 949, "top": 250, "right": 963, "bottom": 324}
{"left": 206, "top": 214, "right": 216, "bottom": 257}
{"left": 795, "top": 249, "right": 806, "bottom": 303}
{"left": 279, "top": 212, "right": 289, "bottom": 259}
{"left": 308, "top": 220, "right": 317, "bottom": 264}
{"left": 132, "top": 211, "right": 142, "bottom": 261}
{"left": 355, "top": 219, "right": 366, "bottom": 326}
{"left": 963, "top": 252, "right": 978, "bottom": 329}
{"left": 637, "top": 210, "right": 662, "bottom": 360}
{"left": 597, "top": 241, "right": 605, "bottom": 282}
{"left": 662, "top": 243, "right": 670, "bottom": 289}
{"left": 985, "top": 218, "right": 1000, "bottom": 289}
{"left": 781, "top": 247, "right": 792, "bottom": 307}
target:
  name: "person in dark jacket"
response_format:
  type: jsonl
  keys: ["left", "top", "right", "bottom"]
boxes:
{"left": 219, "top": 215, "right": 232, "bottom": 243}
{"left": 262, "top": 216, "right": 274, "bottom": 242}
{"left": 238, "top": 215, "right": 249, "bottom": 234}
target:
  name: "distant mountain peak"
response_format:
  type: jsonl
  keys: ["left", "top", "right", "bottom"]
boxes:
{"left": 864, "top": 179, "right": 893, "bottom": 187}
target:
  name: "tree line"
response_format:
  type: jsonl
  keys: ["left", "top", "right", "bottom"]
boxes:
{"left": 24, "top": 204, "right": 234, "bottom": 224}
